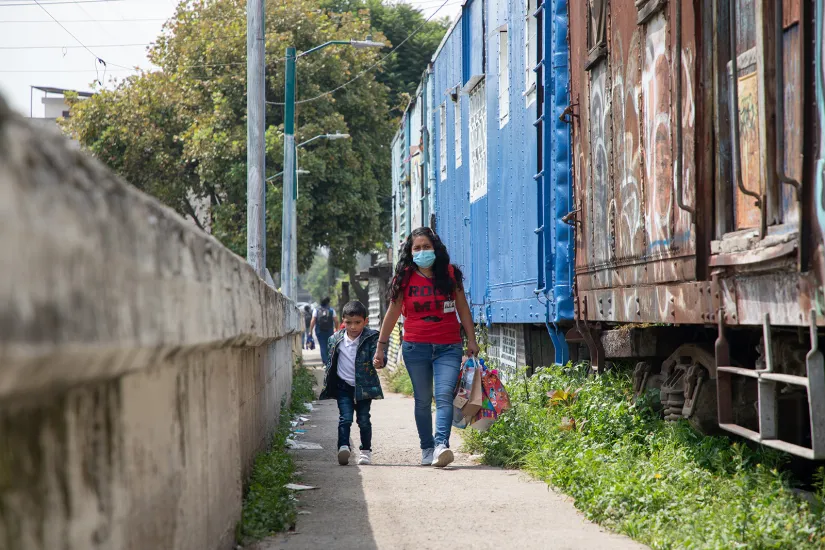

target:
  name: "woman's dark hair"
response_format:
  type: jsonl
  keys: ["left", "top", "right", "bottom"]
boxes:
{"left": 342, "top": 301, "right": 368, "bottom": 319}
{"left": 320, "top": 297, "right": 331, "bottom": 307}
{"left": 387, "top": 227, "right": 464, "bottom": 302}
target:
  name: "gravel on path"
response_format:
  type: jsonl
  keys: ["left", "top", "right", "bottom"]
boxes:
{"left": 252, "top": 350, "right": 646, "bottom": 550}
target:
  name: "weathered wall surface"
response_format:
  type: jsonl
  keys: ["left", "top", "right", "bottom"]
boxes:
{"left": 0, "top": 96, "right": 301, "bottom": 550}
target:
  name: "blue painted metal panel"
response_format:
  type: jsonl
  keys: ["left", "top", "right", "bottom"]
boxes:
{"left": 484, "top": 0, "right": 542, "bottom": 325}
{"left": 545, "top": 0, "right": 574, "bottom": 324}
{"left": 422, "top": 0, "right": 573, "bottom": 351}
{"left": 432, "top": 23, "right": 472, "bottom": 301}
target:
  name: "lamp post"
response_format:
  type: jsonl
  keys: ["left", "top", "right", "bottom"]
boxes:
{"left": 280, "top": 41, "right": 382, "bottom": 301}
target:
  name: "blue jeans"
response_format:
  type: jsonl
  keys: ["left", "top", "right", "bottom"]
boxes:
{"left": 317, "top": 330, "right": 334, "bottom": 366}
{"left": 336, "top": 380, "right": 372, "bottom": 450}
{"left": 402, "top": 342, "right": 463, "bottom": 449}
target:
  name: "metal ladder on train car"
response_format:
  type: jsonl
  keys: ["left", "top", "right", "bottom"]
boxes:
{"left": 715, "top": 310, "right": 825, "bottom": 459}
{"left": 533, "top": 0, "right": 570, "bottom": 365}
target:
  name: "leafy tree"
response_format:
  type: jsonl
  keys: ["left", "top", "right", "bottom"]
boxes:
{"left": 323, "top": 0, "right": 450, "bottom": 116}
{"left": 64, "top": 0, "right": 394, "bottom": 274}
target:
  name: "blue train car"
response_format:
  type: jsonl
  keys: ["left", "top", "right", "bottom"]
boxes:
{"left": 390, "top": 0, "right": 573, "bottom": 372}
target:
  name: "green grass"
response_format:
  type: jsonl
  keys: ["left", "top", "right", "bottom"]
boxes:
{"left": 237, "top": 360, "right": 317, "bottom": 543}
{"left": 384, "top": 362, "right": 414, "bottom": 396}
{"left": 462, "top": 363, "right": 825, "bottom": 549}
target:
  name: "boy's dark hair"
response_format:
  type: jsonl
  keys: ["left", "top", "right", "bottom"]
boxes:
{"left": 320, "top": 297, "right": 331, "bottom": 307}
{"left": 342, "top": 301, "right": 368, "bottom": 319}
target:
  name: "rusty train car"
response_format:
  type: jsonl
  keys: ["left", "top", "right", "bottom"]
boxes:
{"left": 566, "top": 0, "right": 825, "bottom": 459}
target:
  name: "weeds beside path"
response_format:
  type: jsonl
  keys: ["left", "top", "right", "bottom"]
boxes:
{"left": 463, "top": 363, "right": 825, "bottom": 549}
{"left": 237, "top": 360, "right": 316, "bottom": 544}
{"left": 383, "top": 362, "right": 413, "bottom": 396}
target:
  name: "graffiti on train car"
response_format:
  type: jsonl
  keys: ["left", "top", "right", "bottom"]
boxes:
{"left": 574, "top": 2, "right": 698, "bottom": 294}
{"left": 610, "top": 26, "right": 645, "bottom": 261}
{"left": 735, "top": 71, "right": 762, "bottom": 230}
{"left": 641, "top": 13, "right": 673, "bottom": 254}
{"left": 590, "top": 62, "right": 610, "bottom": 265}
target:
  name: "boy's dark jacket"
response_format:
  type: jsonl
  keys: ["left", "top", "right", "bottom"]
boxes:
{"left": 319, "top": 327, "right": 385, "bottom": 401}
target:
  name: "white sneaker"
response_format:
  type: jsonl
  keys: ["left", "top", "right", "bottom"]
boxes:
{"left": 337, "top": 445, "right": 351, "bottom": 466}
{"left": 421, "top": 448, "right": 434, "bottom": 466}
{"left": 432, "top": 444, "right": 454, "bottom": 468}
{"left": 358, "top": 450, "right": 372, "bottom": 465}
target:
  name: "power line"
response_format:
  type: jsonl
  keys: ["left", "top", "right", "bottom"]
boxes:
{"left": 0, "top": 43, "right": 149, "bottom": 49}
{"left": 0, "top": 68, "right": 134, "bottom": 73}
{"left": 0, "top": 0, "right": 127, "bottom": 6}
{"left": 0, "top": 17, "right": 165, "bottom": 22}
{"left": 267, "top": 0, "right": 452, "bottom": 106}
{"left": 29, "top": 0, "right": 137, "bottom": 78}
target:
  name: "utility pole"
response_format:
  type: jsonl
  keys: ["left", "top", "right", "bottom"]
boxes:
{"left": 246, "top": 0, "right": 266, "bottom": 277}
{"left": 280, "top": 46, "right": 297, "bottom": 301}
{"left": 280, "top": 39, "right": 381, "bottom": 302}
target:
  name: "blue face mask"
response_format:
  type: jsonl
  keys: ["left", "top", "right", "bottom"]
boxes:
{"left": 413, "top": 250, "right": 436, "bottom": 268}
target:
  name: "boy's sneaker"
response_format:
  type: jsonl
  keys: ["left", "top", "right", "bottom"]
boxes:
{"left": 337, "top": 445, "right": 351, "bottom": 466}
{"left": 358, "top": 450, "right": 372, "bottom": 465}
{"left": 421, "top": 448, "right": 435, "bottom": 466}
{"left": 432, "top": 444, "right": 454, "bottom": 468}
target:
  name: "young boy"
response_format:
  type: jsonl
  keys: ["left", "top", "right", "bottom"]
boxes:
{"left": 319, "top": 301, "right": 384, "bottom": 465}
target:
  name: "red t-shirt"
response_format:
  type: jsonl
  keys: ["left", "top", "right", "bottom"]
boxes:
{"left": 400, "top": 266, "right": 462, "bottom": 344}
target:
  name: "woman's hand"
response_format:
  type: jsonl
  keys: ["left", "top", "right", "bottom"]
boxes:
{"left": 466, "top": 340, "right": 480, "bottom": 357}
{"left": 373, "top": 348, "right": 386, "bottom": 369}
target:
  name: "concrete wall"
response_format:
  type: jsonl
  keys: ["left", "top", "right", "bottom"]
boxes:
{"left": 0, "top": 96, "right": 301, "bottom": 550}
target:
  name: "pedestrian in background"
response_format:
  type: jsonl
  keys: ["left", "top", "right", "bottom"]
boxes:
{"left": 302, "top": 305, "right": 313, "bottom": 349}
{"left": 310, "top": 296, "right": 338, "bottom": 365}
{"left": 373, "top": 227, "right": 479, "bottom": 468}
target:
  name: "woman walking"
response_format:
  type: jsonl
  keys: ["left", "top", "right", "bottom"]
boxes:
{"left": 373, "top": 227, "right": 479, "bottom": 467}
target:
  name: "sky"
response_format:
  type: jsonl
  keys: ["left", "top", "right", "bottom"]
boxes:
{"left": 0, "top": 0, "right": 462, "bottom": 118}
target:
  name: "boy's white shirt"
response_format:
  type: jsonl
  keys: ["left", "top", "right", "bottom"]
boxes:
{"left": 337, "top": 331, "right": 361, "bottom": 386}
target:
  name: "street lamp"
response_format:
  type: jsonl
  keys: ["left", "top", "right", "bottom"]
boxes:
{"left": 281, "top": 41, "right": 383, "bottom": 302}
{"left": 267, "top": 169, "right": 309, "bottom": 182}
{"left": 297, "top": 133, "right": 350, "bottom": 148}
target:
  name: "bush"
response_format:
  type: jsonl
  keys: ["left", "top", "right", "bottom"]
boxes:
{"left": 468, "top": 363, "right": 825, "bottom": 549}
{"left": 238, "top": 360, "right": 317, "bottom": 543}
{"left": 384, "top": 362, "right": 414, "bottom": 396}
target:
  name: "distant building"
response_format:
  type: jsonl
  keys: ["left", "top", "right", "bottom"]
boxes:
{"left": 28, "top": 86, "right": 93, "bottom": 128}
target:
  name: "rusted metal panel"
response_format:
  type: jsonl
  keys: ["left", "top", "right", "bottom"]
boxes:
{"left": 580, "top": 271, "right": 824, "bottom": 327}
{"left": 736, "top": 0, "right": 757, "bottom": 52}
{"left": 780, "top": 24, "right": 803, "bottom": 226}
{"left": 733, "top": 69, "right": 763, "bottom": 229}
{"left": 719, "top": 272, "right": 823, "bottom": 326}
{"left": 589, "top": 61, "right": 612, "bottom": 265}
{"left": 569, "top": 0, "right": 591, "bottom": 274}
{"left": 610, "top": 2, "right": 646, "bottom": 260}
{"left": 783, "top": 0, "right": 801, "bottom": 28}
{"left": 708, "top": 240, "right": 796, "bottom": 267}
{"left": 641, "top": 12, "right": 676, "bottom": 255}
{"left": 670, "top": 0, "right": 698, "bottom": 255}
{"left": 576, "top": 255, "right": 697, "bottom": 291}
{"left": 578, "top": 281, "right": 715, "bottom": 324}
{"left": 572, "top": 0, "right": 700, "bottom": 298}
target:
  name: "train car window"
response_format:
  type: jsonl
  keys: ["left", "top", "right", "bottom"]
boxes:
{"left": 453, "top": 98, "right": 462, "bottom": 168}
{"left": 585, "top": 0, "right": 607, "bottom": 70}
{"left": 636, "top": 0, "right": 668, "bottom": 25}
{"left": 439, "top": 103, "right": 447, "bottom": 181}
{"left": 524, "top": 0, "right": 537, "bottom": 106}
{"left": 499, "top": 28, "right": 510, "bottom": 128}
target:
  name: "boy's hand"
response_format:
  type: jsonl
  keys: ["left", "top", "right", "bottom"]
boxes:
{"left": 373, "top": 349, "right": 385, "bottom": 369}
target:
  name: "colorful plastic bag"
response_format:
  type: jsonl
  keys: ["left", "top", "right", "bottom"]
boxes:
{"left": 453, "top": 357, "right": 484, "bottom": 427}
{"left": 468, "top": 363, "right": 512, "bottom": 432}
{"left": 481, "top": 367, "right": 511, "bottom": 417}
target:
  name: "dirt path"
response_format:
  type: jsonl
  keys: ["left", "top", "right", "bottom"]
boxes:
{"left": 255, "top": 350, "right": 646, "bottom": 550}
